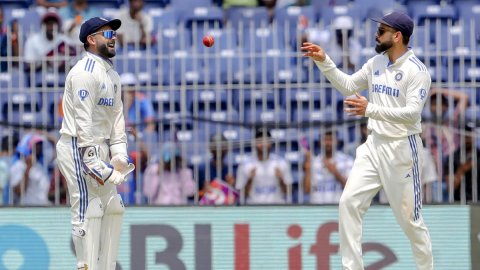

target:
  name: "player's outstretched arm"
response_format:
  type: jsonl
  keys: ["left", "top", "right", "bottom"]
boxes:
{"left": 301, "top": 42, "right": 370, "bottom": 97}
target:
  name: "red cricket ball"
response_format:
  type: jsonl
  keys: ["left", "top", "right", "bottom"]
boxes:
{"left": 203, "top": 35, "right": 215, "bottom": 47}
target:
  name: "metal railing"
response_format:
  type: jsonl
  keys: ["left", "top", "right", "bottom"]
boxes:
{"left": 0, "top": 15, "right": 478, "bottom": 206}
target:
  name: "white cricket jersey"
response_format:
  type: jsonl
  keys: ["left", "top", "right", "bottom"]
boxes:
{"left": 60, "top": 52, "right": 126, "bottom": 148}
{"left": 315, "top": 49, "right": 431, "bottom": 138}
{"left": 236, "top": 154, "right": 293, "bottom": 204}
{"left": 309, "top": 152, "right": 354, "bottom": 204}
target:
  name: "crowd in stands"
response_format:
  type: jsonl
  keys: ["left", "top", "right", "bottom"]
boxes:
{"left": 0, "top": 0, "right": 479, "bottom": 206}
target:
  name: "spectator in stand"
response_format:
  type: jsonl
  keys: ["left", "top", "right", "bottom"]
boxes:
{"left": 443, "top": 124, "right": 480, "bottom": 202}
{"left": 24, "top": 11, "right": 76, "bottom": 72}
{"left": 423, "top": 88, "right": 469, "bottom": 178}
{"left": 303, "top": 16, "right": 362, "bottom": 72}
{"left": 115, "top": 0, "right": 153, "bottom": 49}
{"left": 198, "top": 134, "right": 236, "bottom": 203}
{"left": 0, "top": 135, "right": 12, "bottom": 205}
{"left": 59, "top": 0, "right": 101, "bottom": 47}
{"left": 117, "top": 73, "right": 156, "bottom": 205}
{"left": 0, "top": 7, "right": 3, "bottom": 34}
{"left": 36, "top": 0, "right": 68, "bottom": 9}
{"left": 1, "top": 19, "right": 21, "bottom": 72}
{"left": 9, "top": 132, "right": 54, "bottom": 205}
{"left": 303, "top": 129, "right": 354, "bottom": 204}
{"left": 120, "top": 72, "right": 156, "bottom": 134}
{"left": 143, "top": 142, "right": 195, "bottom": 205}
{"left": 236, "top": 128, "right": 293, "bottom": 204}
{"left": 0, "top": 133, "right": 19, "bottom": 205}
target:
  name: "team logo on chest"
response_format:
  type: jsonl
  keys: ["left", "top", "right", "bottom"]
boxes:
{"left": 395, "top": 72, "right": 403, "bottom": 81}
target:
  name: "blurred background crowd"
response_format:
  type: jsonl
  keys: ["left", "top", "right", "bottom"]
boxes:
{"left": 0, "top": 0, "right": 479, "bottom": 206}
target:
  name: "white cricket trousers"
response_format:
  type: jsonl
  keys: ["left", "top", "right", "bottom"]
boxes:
{"left": 56, "top": 135, "right": 118, "bottom": 227}
{"left": 339, "top": 132, "right": 433, "bottom": 270}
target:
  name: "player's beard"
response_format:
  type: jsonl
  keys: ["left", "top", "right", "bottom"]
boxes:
{"left": 98, "top": 43, "right": 116, "bottom": 58}
{"left": 375, "top": 39, "right": 393, "bottom": 53}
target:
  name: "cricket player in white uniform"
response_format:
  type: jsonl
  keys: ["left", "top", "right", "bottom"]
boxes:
{"left": 56, "top": 17, "right": 134, "bottom": 270}
{"left": 302, "top": 12, "right": 433, "bottom": 269}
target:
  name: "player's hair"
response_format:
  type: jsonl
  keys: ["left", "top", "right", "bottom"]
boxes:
{"left": 402, "top": 33, "right": 410, "bottom": 46}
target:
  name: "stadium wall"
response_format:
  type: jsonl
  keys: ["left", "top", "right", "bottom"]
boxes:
{"left": 0, "top": 205, "right": 473, "bottom": 270}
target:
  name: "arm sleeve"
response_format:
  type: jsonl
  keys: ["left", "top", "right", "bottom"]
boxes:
{"left": 365, "top": 71, "right": 431, "bottom": 125}
{"left": 110, "top": 83, "right": 127, "bottom": 152}
{"left": 71, "top": 72, "right": 98, "bottom": 147}
{"left": 314, "top": 55, "right": 370, "bottom": 96}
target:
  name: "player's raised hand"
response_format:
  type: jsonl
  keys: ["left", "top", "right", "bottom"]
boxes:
{"left": 344, "top": 93, "right": 368, "bottom": 116}
{"left": 301, "top": 42, "right": 326, "bottom": 62}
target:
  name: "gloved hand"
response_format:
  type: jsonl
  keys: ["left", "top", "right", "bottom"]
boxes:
{"left": 106, "top": 169, "right": 127, "bottom": 185}
{"left": 80, "top": 145, "right": 114, "bottom": 186}
{"left": 110, "top": 143, "right": 135, "bottom": 177}
{"left": 110, "top": 154, "right": 129, "bottom": 172}
{"left": 110, "top": 154, "right": 135, "bottom": 177}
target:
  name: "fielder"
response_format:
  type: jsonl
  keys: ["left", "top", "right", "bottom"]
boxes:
{"left": 302, "top": 11, "right": 433, "bottom": 270}
{"left": 56, "top": 17, "right": 134, "bottom": 270}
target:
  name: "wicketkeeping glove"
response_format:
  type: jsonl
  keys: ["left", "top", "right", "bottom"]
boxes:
{"left": 80, "top": 145, "right": 117, "bottom": 186}
{"left": 110, "top": 154, "right": 135, "bottom": 178}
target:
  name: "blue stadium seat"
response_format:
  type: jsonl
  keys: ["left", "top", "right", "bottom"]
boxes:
{"left": 116, "top": 50, "right": 158, "bottom": 85}
{"left": 274, "top": 6, "right": 316, "bottom": 45}
{"left": 181, "top": 6, "right": 223, "bottom": 30}
{"left": 147, "top": 88, "right": 183, "bottom": 115}
{"left": 250, "top": 50, "right": 301, "bottom": 83}
{"left": 203, "top": 48, "right": 250, "bottom": 84}
{"left": 225, "top": 7, "right": 270, "bottom": 31}
{"left": 144, "top": 0, "right": 169, "bottom": 8}
{"left": 87, "top": 0, "right": 123, "bottom": 9}
{"left": 452, "top": 55, "right": 480, "bottom": 82}
{"left": 455, "top": 0, "right": 480, "bottom": 25}
{"left": 243, "top": 26, "right": 284, "bottom": 52}
{"left": 189, "top": 89, "right": 231, "bottom": 114}
{"left": 244, "top": 108, "right": 288, "bottom": 124}
{"left": 170, "top": 0, "right": 213, "bottom": 11}
{"left": 411, "top": 4, "right": 457, "bottom": 42}
{"left": 159, "top": 49, "right": 207, "bottom": 85}
{"left": 352, "top": 0, "right": 399, "bottom": 22}
{"left": 17, "top": 8, "right": 41, "bottom": 34}
{"left": 317, "top": 5, "right": 357, "bottom": 26}
{"left": 235, "top": 88, "right": 278, "bottom": 112}
{"left": 282, "top": 88, "right": 323, "bottom": 113}
{"left": 0, "top": 0, "right": 32, "bottom": 9}
{"left": 311, "top": 0, "right": 351, "bottom": 12}
{"left": 0, "top": 70, "right": 26, "bottom": 89}
{"left": 410, "top": 26, "right": 432, "bottom": 52}
{"left": 150, "top": 8, "right": 178, "bottom": 31}
{"left": 156, "top": 27, "right": 192, "bottom": 54}
{"left": 1, "top": 92, "right": 42, "bottom": 124}
{"left": 34, "top": 71, "right": 66, "bottom": 88}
